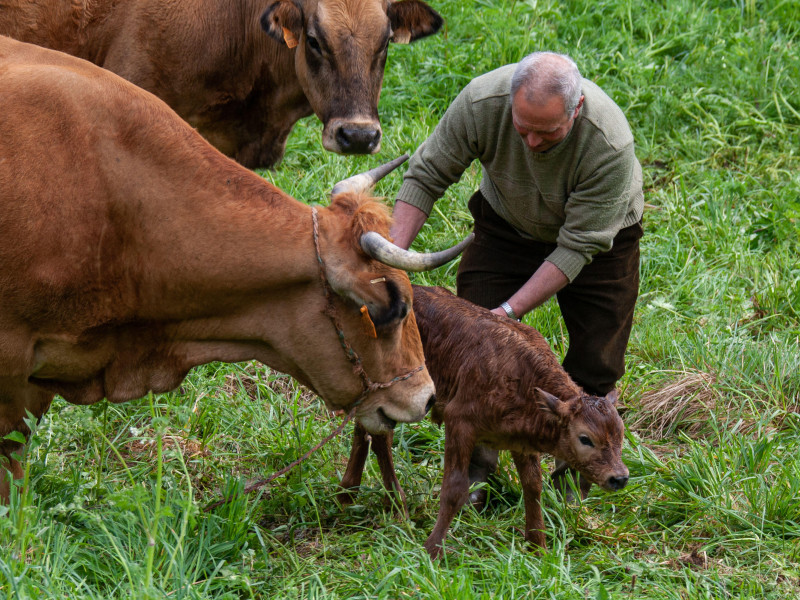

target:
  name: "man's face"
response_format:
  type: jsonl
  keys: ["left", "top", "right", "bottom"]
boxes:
{"left": 511, "top": 90, "right": 584, "bottom": 153}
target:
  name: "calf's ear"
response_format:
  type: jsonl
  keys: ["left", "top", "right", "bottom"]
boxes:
{"left": 534, "top": 388, "right": 571, "bottom": 421}
{"left": 605, "top": 389, "right": 620, "bottom": 406}
{"left": 388, "top": 0, "right": 444, "bottom": 44}
{"left": 261, "top": 0, "right": 303, "bottom": 46}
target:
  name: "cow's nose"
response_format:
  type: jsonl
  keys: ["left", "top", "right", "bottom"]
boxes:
{"left": 607, "top": 475, "right": 629, "bottom": 490}
{"left": 336, "top": 126, "right": 381, "bottom": 154}
{"left": 425, "top": 394, "right": 436, "bottom": 415}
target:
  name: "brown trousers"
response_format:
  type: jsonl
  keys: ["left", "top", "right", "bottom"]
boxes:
{"left": 456, "top": 190, "right": 643, "bottom": 396}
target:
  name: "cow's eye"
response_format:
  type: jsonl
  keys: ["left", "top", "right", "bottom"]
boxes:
{"left": 307, "top": 35, "right": 322, "bottom": 54}
{"left": 579, "top": 435, "right": 594, "bottom": 447}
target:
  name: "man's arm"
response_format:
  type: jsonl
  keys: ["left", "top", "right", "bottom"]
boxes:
{"left": 392, "top": 83, "right": 484, "bottom": 248}
{"left": 390, "top": 201, "right": 429, "bottom": 250}
{"left": 490, "top": 261, "right": 568, "bottom": 319}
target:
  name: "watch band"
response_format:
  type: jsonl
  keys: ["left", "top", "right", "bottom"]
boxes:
{"left": 500, "top": 301, "right": 519, "bottom": 321}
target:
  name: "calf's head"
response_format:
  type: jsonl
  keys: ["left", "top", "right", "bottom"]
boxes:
{"left": 536, "top": 388, "right": 629, "bottom": 491}
{"left": 261, "top": 0, "right": 443, "bottom": 155}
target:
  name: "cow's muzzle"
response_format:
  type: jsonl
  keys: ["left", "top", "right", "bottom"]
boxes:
{"left": 324, "top": 119, "right": 381, "bottom": 155}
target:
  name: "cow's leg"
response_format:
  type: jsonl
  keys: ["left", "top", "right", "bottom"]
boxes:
{"left": 424, "top": 423, "right": 474, "bottom": 558}
{"left": 338, "top": 422, "right": 371, "bottom": 505}
{"left": 511, "top": 451, "right": 546, "bottom": 550}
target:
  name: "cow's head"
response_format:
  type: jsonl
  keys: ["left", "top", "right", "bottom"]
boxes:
{"left": 312, "top": 194, "right": 430, "bottom": 432}
{"left": 294, "top": 156, "right": 469, "bottom": 433}
{"left": 536, "top": 389, "right": 630, "bottom": 492}
{"left": 260, "top": 0, "right": 443, "bottom": 156}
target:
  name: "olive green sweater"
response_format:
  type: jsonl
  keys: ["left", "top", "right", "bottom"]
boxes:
{"left": 397, "top": 64, "right": 644, "bottom": 282}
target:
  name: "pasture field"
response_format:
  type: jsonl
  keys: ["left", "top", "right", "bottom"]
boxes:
{"left": 2, "top": 0, "right": 799, "bottom": 597}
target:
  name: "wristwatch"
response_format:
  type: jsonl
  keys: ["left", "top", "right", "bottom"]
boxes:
{"left": 500, "top": 301, "right": 520, "bottom": 321}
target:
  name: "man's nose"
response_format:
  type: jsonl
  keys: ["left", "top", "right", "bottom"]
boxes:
{"left": 526, "top": 132, "right": 543, "bottom": 148}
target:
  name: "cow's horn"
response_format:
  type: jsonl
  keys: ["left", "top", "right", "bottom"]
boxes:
{"left": 360, "top": 232, "right": 475, "bottom": 272}
{"left": 331, "top": 154, "right": 409, "bottom": 196}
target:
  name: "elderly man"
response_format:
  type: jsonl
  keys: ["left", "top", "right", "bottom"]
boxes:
{"left": 391, "top": 51, "right": 643, "bottom": 504}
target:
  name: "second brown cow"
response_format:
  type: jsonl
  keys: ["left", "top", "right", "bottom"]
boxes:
{"left": 339, "top": 285, "right": 629, "bottom": 558}
{"left": 0, "top": 0, "right": 442, "bottom": 169}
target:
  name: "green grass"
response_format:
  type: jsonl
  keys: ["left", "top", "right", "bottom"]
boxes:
{"left": 3, "top": 0, "right": 800, "bottom": 597}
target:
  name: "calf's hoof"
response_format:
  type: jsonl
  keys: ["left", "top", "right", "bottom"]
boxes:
{"left": 524, "top": 532, "right": 548, "bottom": 553}
{"left": 551, "top": 466, "right": 591, "bottom": 502}
{"left": 466, "top": 487, "right": 487, "bottom": 511}
{"left": 336, "top": 488, "right": 359, "bottom": 506}
{"left": 423, "top": 537, "right": 445, "bottom": 559}
{"left": 381, "top": 493, "right": 410, "bottom": 519}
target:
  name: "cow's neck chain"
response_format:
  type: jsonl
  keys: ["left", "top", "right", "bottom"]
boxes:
{"left": 204, "top": 208, "right": 424, "bottom": 513}
{"left": 310, "top": 206, "right": 424, "bottom": 412}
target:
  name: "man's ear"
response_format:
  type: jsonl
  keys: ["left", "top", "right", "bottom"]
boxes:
{"left": 260, "top": 0, "right": 303, "bottom": 47}
{"left": 387, "top": 0, "right": 443, "bottom": 44}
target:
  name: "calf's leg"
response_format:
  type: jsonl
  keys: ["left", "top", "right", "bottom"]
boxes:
{"left": 466, "top": 444, "right": 498, "bottom": 509}
{"left": 0, "top": 446, "right": 24, "bottom": 504}
{"left": 551, "top": 459, "right": 592, "bottom": 501}
{"left": 369, "top": 430, "right": 408, "bottom": 517}
{"left": 338, "top": 424, "right": 407, "bottom": 515}
{"left": 338, "top": 422, "right": 371, "bottom": 505}
{"left": 424, "top": 424, "right": 475, "bottom": 558}
{"left": 511, "top": 451, "right": 546, "bottom": 550}
{"left": 0, "top": 385, "right": 52, "bottom": 503}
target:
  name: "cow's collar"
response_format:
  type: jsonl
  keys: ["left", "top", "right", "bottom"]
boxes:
{"left": 310, "top": 207, "right": 424, "bottom": 412}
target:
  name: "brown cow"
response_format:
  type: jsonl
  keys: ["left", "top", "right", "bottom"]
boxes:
{"left": 0, "top": 0, "right": 442, "bottom": 169}
{"left": 339, "top": 286, "right": 629, "bottom": 558}
{"left": 0, "top": 37, "right": 470, "bottom": 502}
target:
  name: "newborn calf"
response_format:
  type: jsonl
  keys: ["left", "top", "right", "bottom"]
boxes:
{"left": 339, "top": 285, "right": 629, "bottom": 558}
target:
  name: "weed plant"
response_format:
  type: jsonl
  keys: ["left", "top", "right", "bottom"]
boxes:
{"left": 2, "top": 0, "right": 799, "bottom": 598}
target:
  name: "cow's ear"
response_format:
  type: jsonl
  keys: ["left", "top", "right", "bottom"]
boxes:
{"left": 322, "top": 196, "right": 398, "bottom": 313}
{"left": 260, "top": 1, "right": 303, "bottom": 47}
{"left": 387, "top": 0, "right": 443, "bottom": 44}
{"left": 534, "top": 388, "right": 570, "bottom": 421}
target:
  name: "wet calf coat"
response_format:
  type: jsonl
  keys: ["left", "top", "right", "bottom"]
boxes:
{"left": 339, "top": 286, "right": 629, "bottom": 557}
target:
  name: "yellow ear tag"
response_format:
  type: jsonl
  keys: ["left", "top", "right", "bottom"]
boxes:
{"left": 282, "top": 27, "right": 298, "bottom": 48}
{"left": 360, "top": 305, "right": 377, "bottom": 338}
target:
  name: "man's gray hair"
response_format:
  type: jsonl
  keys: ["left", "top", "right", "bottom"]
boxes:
{"left": 510, "top": 52, "right": 583, "bottom": 115}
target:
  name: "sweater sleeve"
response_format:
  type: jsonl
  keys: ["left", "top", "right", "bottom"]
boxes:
{"left": 396, "top": 86, "right": 481, "bottom": 215}
{"left": 548, "top": 141, "right": 638, "bottom": 281}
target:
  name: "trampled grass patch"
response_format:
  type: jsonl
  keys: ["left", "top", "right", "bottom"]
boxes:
{"left": 2, "top": 0, "right": 800, "bottom": 598}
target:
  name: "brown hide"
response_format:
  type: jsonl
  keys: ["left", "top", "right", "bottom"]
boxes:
{"left": 339, "top": 286, "right": 629, "bottom": 557}
{"left": 0, "top": 0, "right": 443, "bottom": 169}
{"left": 0, "top": 36, "right": 435, "bottom": 500}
